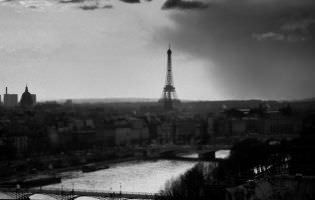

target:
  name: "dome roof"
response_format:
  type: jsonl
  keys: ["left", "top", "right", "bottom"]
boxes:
{"left": 20, "top": 86, "right": 34, "bottom": 107}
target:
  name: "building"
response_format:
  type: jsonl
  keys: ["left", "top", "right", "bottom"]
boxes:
{"left": 3, "top": 87, "right": 18, "bottom": 107}
{"left": 263, "top": 111, "right": 301, "bottom": 138}
{"left": 20, "top": 85, "right": 36, "bottom": 107}
{"left": 115, "top": 117, "right": 149, "bottom": 146}
{"left": 157, "top": 122, "right": 174, "bottom": 144}
{"left": 115, "top": 122, "right": 132, "bottom": 146}
{"left": 11, "top": 136, "right": 28, "bottom": 156}
{"left": 48, "top": 118, "right": 99, "bottom": 151}
{"left": 230, "top": 118, "right": 246, "bottom": 135}
{"left": 207, "top": 115, "right": 215, "bottom": 142}
{"left": 31, "top": 94, "right": 36, "bottom": 105}
{"left": 94, "top": 119, "right": 116, "bottom": 147}
{"left": 145, "top": 115, "right": 161, "bottom": 143}
{"left": 244, "top": 116, "right": 263, "bottom": 134}
{"left": 212, "top": 107, "right": 302, "bottom": 141}
{"left": 175, "top": 118, "right": 199, "bottom": 144}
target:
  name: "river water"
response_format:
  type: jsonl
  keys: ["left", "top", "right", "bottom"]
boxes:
{"left": 43, "top": 160, "right": 197, "bottom": 193}
{"left": 43, "top": 151, "right": 230, "bottom": 194}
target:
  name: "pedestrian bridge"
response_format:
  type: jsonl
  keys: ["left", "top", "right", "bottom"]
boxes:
{"left": 0, "top": 187, "right": 159, "bottom": 200}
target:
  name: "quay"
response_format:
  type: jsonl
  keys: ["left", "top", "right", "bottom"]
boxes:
{"left": 0, "top": 187, "right": 160, "bottom": 199}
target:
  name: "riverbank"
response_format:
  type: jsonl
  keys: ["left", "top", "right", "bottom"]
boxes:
{"left": 0, "top": 145, "right": 205, "bottom": 189}
{"left": 0, "top": 156, "right": 138, "bottom": 188}
{"left": 51, "top": 156, "right": 138, "bottom": 174}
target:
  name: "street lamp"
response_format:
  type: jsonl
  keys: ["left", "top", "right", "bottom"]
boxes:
{"left": 15, "top": 184, "right": 20, "bottom": 200}
{"left": 60, "top": 185, "right": 63, "bottom": 196}
{"left": 72, "top": 183, "right": 75, "bottom": 193}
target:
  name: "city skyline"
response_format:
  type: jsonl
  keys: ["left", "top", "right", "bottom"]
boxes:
{"left": 1, "top": 0, "right": 315, "bottom": 101}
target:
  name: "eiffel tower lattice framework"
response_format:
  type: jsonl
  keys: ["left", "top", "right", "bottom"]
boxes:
{"left": 159, "top": 45, "right": 180, "bottom": 110}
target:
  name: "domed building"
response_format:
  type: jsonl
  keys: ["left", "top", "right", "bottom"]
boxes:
{"left": 20, "top": 85, "right": 35, "bottom": 107}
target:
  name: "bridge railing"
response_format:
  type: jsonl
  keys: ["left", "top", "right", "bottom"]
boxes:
{"left": 0, "top": 187, "right": 159, "bottom": 198}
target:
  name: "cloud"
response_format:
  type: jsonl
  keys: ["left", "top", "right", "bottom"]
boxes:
{"left": 0, "top": 0, "right": 113, "bottom": 10}
{"left": 77, "top": 0, "right": 114, "bottom": 10}
{"left": 253, "top": 13, "right": 315, "bottom": 42}
{"left": 281, "top": 18, "right": 315, "bottom": 32}
{"left": 162, "top": 0, "right": 208, "bottom": 10}
{"left": 152, "top": 0, "right": 315, "bottom": 99}
{"left": 253, "top": 32, "right": 311, "bottom": 42}
{"left": 7, "top": 0, "right": 56, "bottom": 9}
{"left": 59, "top": 0, "right": 84, "bottom": 3}
{"left": 79, "top": 3, "right": 113, "bottom": 10}
{"left": 280, "top": 16, "right": 315, "bottom": 40}
{"left": 79, "top": 4, "right": 98, "bottom": 10}
{"left": 59, "top": 0, "right": 140, "bottom": 5}
{"left": 0, "top": 0, "right": 69, "bottom": 9}
{"left": 103, "top": 4, "right": 113, "bottom": 8}
{"left": 252, "top": 32, "right": 285, "bottom": 41}
{"left": 119, "top": 0, "right": 140, "bottom": 3}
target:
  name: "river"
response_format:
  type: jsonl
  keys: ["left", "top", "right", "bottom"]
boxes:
{"left": 43, "top": 160, "right": 198, "bottom": 193}
{"left": 43, "top": 150, "right": 230, "bottom": 194}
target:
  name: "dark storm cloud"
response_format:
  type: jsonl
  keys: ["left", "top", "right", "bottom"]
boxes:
{"left": 155, "top": 0, "right": 315, "bottom": 99}
{"left": 79, "top": 4, "right": 113, "bottom": 10}
{"left": 103, "top": 4, "right": 113, "bottom": 9}
{"left": 162, "top": 0, "right": 208, "bottom": 10}
{"left": 79, "top": 4, "right": 99, "bottom": 10}
{"left": 119, "top": 0, "right": 140, "bottom": 4}
{"left": 78, "top": 2, "right": 113, "bottom": 10}
{"left": 57, "top": 0, "right": 113, "bottom": 10}
{"left": 253, "top": 11, "right": 315, "bottom": 42}
{"left": 59, "top": 0, "right": 85, "bottom": 3}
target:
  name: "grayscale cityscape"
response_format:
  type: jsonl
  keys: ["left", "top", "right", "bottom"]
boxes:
{"left": 0, "top": 0, "right": 315, "bottom": 200}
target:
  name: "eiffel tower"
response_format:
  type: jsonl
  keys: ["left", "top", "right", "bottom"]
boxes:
{"left": 159, "top": 45, "right": 180, "bottom": 110}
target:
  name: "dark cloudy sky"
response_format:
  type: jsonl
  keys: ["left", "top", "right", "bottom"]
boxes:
{"left": 0, "top": 0, "right": 314, "bottom": 101}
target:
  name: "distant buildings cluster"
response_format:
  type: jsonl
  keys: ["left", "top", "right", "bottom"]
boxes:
{"left": 208, "top": 104, "right": 301, "bottom": 142}
{"left": 0, "top": 102, "right": 304, "bottom": 161}
{"left": 0, "top": 86, "right": 36, "bottom": 108}
{"left": 0, "top": 98, "right": 311, "bottom": 176}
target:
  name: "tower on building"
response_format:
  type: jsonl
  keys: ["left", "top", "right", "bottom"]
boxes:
{"left": 3, "top": 87, "right": 18, "bottom": 107}
{"left": 159, "top": 45, "right": 180, "bottom": 110}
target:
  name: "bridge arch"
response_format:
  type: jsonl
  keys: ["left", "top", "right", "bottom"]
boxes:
{"left": 0, "top": 192, "right": 14, "bottom": 199}
{"left": 74, "top": 196, "right": 100, "bottom": 200}
{"left": 29, "top": 193, "right": 58, "bottom": 200}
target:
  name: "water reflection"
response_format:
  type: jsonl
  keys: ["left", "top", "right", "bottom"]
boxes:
{"left": 215, "top": 150, "right": 231, "bottom": 159}
{"left": 180, "top": 150, "right": 231, "bottom": 160}
{"left": 180, "top": 153, "right": 198, "bottom": 158}
{"left": 44, "top": 160, "right": 197, "bottom": 193}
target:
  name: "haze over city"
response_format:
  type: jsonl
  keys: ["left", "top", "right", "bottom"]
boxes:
{"left": 1, "top": 0, "right": 315, "bottom": 101}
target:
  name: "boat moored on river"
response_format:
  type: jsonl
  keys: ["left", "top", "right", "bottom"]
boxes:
{"left": 82, "top": 164, "right": 110, "bottom": 173}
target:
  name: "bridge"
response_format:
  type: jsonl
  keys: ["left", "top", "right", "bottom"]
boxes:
{"left": 158, "top": 144, "right": 231, "bottom": 162}
{"left": 0, "top": 187, "right": 160, "bottom": 200}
